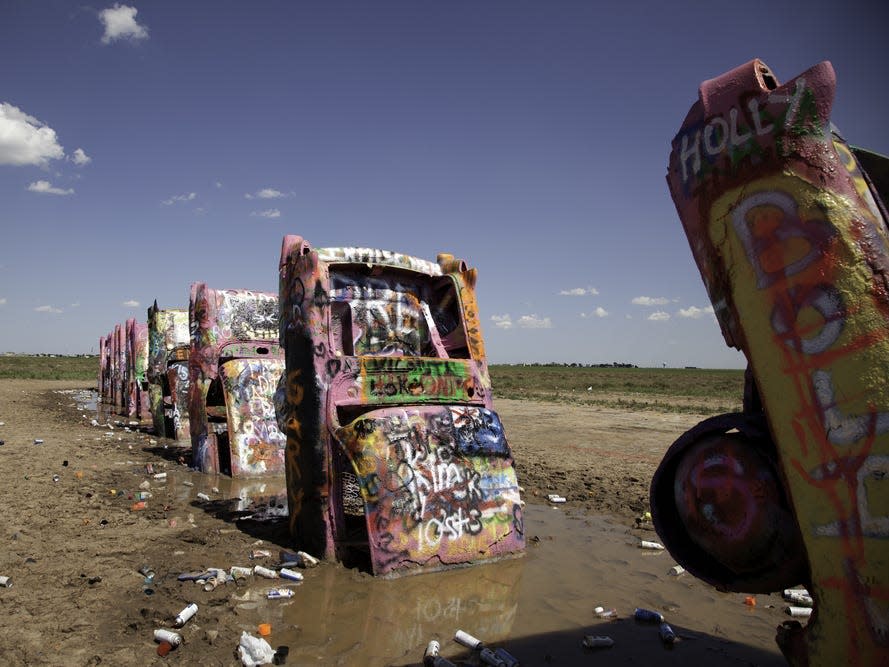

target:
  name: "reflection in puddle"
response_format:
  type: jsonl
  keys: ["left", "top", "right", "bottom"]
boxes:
{"left": 81, "top": 389, "right": 786, "bottom": 665}
{"left": 226, "top": 506, "right": 786, "bottom": 666}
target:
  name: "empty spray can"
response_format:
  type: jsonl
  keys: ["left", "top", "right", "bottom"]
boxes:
{"left": 230, "top": 566, "right": 253, "bottom": 579}
{"left": 267, "top": 588, "right": 295, "bottom": 599}
{"left": 296, "top": 551, "right": 319, "bottom": 568}
{"left": 154, "top": 629, "right": 182, "bottom": 646}
{"left": 253, "top": 565, "right": 278, "bottom": 579}
{"left": 279, "top": 567, "right": 304, "bottom": 582}
{"left": 783, "top": 589, "right": 814, "bottom": 607}
{"left": 493, "top": 647, "right": 520, "bottom": 667}
{"left": 424, "top": 639, "right": 457, "bottom": 667}
{"left": 174, "top": 603, "right": 198, "bottom": 627}
{"left": 634, "top": 607, "right": 665, "bottom": 623}
{"left": 454, "top": 629, "right": 484, "bottom": 650}
{"left": 659, "top": 622, "right": 676, "bottom": 645}
{"left": 479, "top": 648, "right": 507, "bottom": 667}
{"left": 639, "top": 540, "right": 665, "bottom": 550}
{"left": 785, "top": 606, "right": 813, "bottom": 618}
{"left": 594, "top": 606, "right": 617, "bottom": 619}
{"left": 582, "top": 635, "right": 614, "bottom": 648}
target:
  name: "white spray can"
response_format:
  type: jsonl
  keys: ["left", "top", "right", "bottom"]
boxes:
{"left": 154, "top": 629, "right": 182, "bottom": 646}
{"left": 174, "top": 603, "right": 198, "bottom": 627}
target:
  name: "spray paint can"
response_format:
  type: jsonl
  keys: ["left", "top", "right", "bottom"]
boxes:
{"left": 230, "top": 566, "right": 253, "bottom": 579}
{"left": 424, "top": 639, "right": 457, "bottom": 667}
{"left": 783, "top": 589, "right": 813, "bottom": 607}
{"left": 279, "top": 567, "right": 304, "bottom": 582}
{"left": 479, "top": 648, "right": 507, "bottom": 667}
{"left": 174, "top": 603, "right": 198, "bottom": 627}
{"left": 454, "top": 629, "right": 484, "bottom": 650}
{"left": 153, "top": 629, "right": 182, "bottom": 646}
{"left": 267, "top": 588, "right": 295, "bottom": 599}
{"left": 785, "top": 606, "right": 813, "bottom": 618}
{"left": 296, "top": 551, "right": 319, "bottom": 568}
{"left": 0, "top": 576, "right": 12, "bottom": 588}
{"left": 639, "top": 540, "right": 665, "bottom": 550}
{"left": 582, "top": 635, "right": 614, "bottom": 649}
{"left": 634, "top": 607, "right": 665, "bottom": 623}
{"left": 253, "top": 565, "right": 278, "bottom": 579}
{"left": 202, "top": 576, "right": 221, "bottom": 592}
{"left": 492, "top": 647, "right": 520, "bottom": 667}
{"left": 659, "top": 622, "right": 676, "bottom": 645}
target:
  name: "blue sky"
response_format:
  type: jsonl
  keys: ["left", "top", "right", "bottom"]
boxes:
{"left": 1, "top": 1, "right": 887, "bottom": 368}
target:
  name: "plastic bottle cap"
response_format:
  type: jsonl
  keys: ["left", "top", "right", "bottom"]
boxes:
{"left": 156, "top": 641, "right": 172, "bottom": 657}
{"left": 258, "top": 623, "right": 272, "bottom": 636}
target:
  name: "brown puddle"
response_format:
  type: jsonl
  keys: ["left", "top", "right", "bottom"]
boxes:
{"left": 84, "top": 386, "right": 789, "bottom": 666}
{"left": 208, "top": 502, "right": 787, "bottom": 666}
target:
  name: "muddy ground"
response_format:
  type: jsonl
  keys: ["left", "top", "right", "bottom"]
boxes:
{"left": 0, "top": 380, "right": 792, "bottom": 666}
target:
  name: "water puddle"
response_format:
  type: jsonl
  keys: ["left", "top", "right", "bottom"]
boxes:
{"left": 90, "top": 395, "right": 789, "bottom": 665}
{"left": 231, "top": 505, "right": 786, "bottom": 666}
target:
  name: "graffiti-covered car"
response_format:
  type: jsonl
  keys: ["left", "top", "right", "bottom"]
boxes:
{"left": 98, "top": 333, "right": 112, "bottom": 402}
{"left": 125, "top": 318, "right": 150, "bottom": 421}
{"left": 188, "top": 283, "right": 285, "bottom": 477}
{"left": 146, "top": 303, "right": 191, "bottom": 441}
{"left": 653, "top": 59, "right": 889, "bottom": 666}
{"left": 277, "top": 235, "right": 525, "bottom": 577}
{"left": 112, "top": 323, "right": 126, "bottom": 412}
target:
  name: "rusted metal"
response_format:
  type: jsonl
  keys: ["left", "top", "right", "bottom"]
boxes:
{"left": 187, "top": 283, "right": 285, "bottom": 477}
{"left": 146, "top": 303, "right": 191, "bottom": 440}
{"left": 277, "top": 236, "right": 525, "bottom": 576}
{"left": 660, "top": 59, "right": 889, "bottom": 666}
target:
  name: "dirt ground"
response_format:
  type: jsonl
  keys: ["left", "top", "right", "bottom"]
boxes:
{"left": 0, "top": 380, "right": 788, "bottom": 666}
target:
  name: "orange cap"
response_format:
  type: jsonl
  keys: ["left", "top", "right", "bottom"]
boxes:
{"left": 157, "top": 641, "right": 172, "bottom": 657}
{"left": 258, "top": 623, "right": 272, "bottom": 636}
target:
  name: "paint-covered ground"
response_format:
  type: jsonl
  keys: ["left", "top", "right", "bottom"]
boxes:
{"left": 0, "top": 381, "right": 788, "bottom": 665}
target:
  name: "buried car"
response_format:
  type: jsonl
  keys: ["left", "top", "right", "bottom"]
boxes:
{"left": 277, "top": 235, "right": 525, "bottom": 577}
{"left": 146, "top": 303, "right": 191, "bottom": 441}
{"left": 187, "top": 283, "right": 285, "bottom": 477}
{"left": 654, "top": 59, "right": 889, "bottom": 666}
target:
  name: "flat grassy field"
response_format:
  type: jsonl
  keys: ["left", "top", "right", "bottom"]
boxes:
{"left": 489, "top": 364, "right": 745, "bottom": 415}
{"left": 0, "top": 355, "right": 99, "bottom": 380}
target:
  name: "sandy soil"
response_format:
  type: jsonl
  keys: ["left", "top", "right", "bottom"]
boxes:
{"left": 0, "top": 380, "right": 789, "bottom": 666}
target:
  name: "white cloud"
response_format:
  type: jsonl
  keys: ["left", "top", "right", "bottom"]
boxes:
{"left": 245, "top": 188, "right": 289, "bottom": 200}
{"left": 252, "top": 208, "right": 281, "bottom": 219}
{"left": 122, "top": 299, "right": 140, "bottom": 307}
{"left": 71, "top": 148, "right": 92, "bottom": 166}
{"left": 0, "top": 298, "right": 6, "bottom": 306}
{"left": 559, "top": 287, "right": 599, "bottom": 296}
{"left": 215, "top": 181, "right": 222, "bottom": 189}
{"left": 70, "top": 302, "right": 80, "bottom": 308}
{"left": 162, "top": 192, "right": 196, "bottom": 205}
{"left": 648, "top": 311, "right": 671, "bottom": 321}
{"left": 580, "top": 307, "right": 609, "bottom": 318}
{"left": 677, "top": 305, "right": 715, "bottom": 319}
{"left": 491, "top": 314, "right": 513, "bottom": 330}
{"left": 632, "top": 296, "right": 670, "bottom": 306}
{"left": 99, "top": 4, "right": 149, "bottom": 44}
{"left": 0, "top": 103, "right": 65, "bottom": 167}
{"left": 517, "top": 314, "right": 553, "bottom": 329}
{"left": 28, "top": 180, "right": 74, "bottom": 196}
{"left": 35, "top": 305, "right": 63, "bottom": 314}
